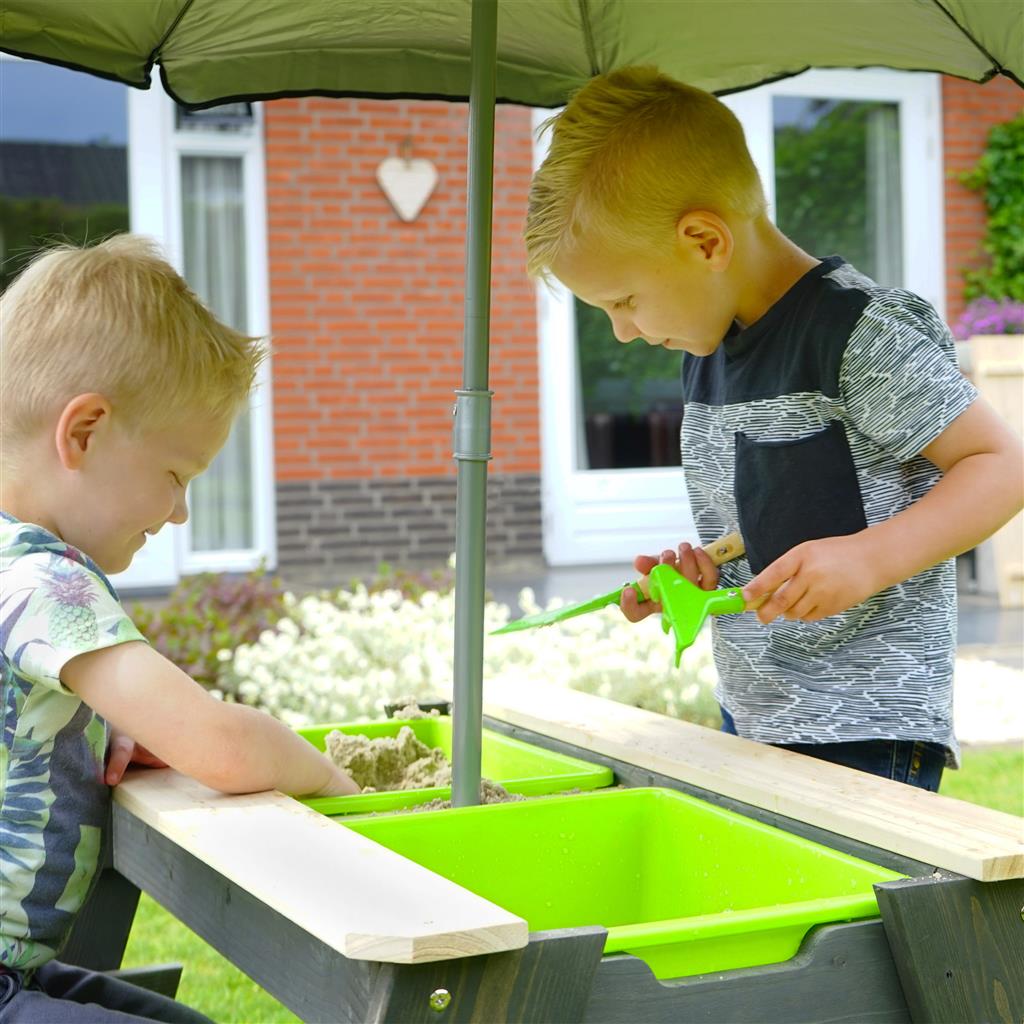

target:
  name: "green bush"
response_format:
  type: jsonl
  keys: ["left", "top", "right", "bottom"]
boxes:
{"left": 131, "top": 567, "right": 287, "bottom": 689}
{"left": 359, "top": 560, "right": 455, "bottom": 600}
{"left": 961, "top": 113, "right": 1024, "bottom": 303}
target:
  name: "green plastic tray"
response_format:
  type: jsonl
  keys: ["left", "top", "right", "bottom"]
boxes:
{"left": 297, "top": 717, "right": 613, "bottom": 815}
{"left": 342, "top": 787, "right": 903, "bottom": 979}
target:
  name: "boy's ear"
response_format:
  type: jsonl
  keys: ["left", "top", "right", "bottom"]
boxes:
{"left": 55, "top": 393, "right": 113, "bottom": 470}
{"left": 677, "top": 212, "right": 733, "bottom": 269}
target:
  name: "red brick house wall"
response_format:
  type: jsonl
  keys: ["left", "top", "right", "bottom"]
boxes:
{"left": 264, "top": 77, "right": 1021, "bottom": 581}
{"left": 264, "top": 98, "right": 540, "bottom": 579}
{"left": 941, "top": 74, "right": 1022, "bottom": 326}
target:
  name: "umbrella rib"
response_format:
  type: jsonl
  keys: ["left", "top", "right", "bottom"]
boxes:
{"left": 575, "top": 0, "right": 601, "bottom": 77}
{"left": 147, "top": 0, "right": 199, "bottom": 68}
{"left": 927, "top": 0, "right": 1006, "bottom": 73}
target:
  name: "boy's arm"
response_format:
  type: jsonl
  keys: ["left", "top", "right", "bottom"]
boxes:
{"left": 62, "top": 641, "right": 360, "bottom": 797}
{"left": 743, "top": 397, "right": 1024, "bottom": 623}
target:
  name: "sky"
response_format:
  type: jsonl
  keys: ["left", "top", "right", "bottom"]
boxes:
{"left": 0, "top": 58, "right": 128, "bottom": 144}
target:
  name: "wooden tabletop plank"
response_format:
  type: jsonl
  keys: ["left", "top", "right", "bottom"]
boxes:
{"left": 114, "top": 769, "right": 528, "bottom": 963}
{"left": 482, "top": 681, "right": 1024, "bottom": 882}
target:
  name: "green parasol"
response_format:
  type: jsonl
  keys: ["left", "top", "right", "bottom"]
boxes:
{"left": 3, "top": 0, "right": 1020, "bottom": 806}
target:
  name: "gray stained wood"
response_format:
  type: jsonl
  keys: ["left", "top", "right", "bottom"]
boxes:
{"left": 375, "top": 928, "right": 607, "bottom": 1023}
{"left": 583, "top": 920, "right": 910, "bottom": 1024}
{"left": 876, "top": 873, "right": 1024, "bottom": 1024}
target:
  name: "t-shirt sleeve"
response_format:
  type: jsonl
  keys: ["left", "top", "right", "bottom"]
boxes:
{"left": 1, "top": 550, "right": 146, "bottom": 695}
{"left": 839, "top": 294, "right": 978, "bottom": 462}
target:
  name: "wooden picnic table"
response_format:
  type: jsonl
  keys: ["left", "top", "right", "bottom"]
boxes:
{"left": 68, "top": 683, "right": 1023, "bottom": 1023}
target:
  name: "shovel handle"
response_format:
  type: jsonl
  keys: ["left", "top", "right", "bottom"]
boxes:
{"left": 635, "top": 530, "right": 746, "bottom": 601}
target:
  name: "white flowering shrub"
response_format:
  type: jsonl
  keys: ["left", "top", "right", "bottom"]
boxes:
{"left": 217, "top": 583, "right": 721, "bottom": 729}
{"left": 213, "top": 570, "right": 1024, "bottom": 746}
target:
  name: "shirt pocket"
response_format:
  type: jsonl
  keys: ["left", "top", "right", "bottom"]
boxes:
{"left": 734, "top": 420, "right": 868, "bottom": 575}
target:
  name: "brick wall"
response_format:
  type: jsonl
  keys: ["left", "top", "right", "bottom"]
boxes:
{"left": 264, "top": 98, "right": 541, "bottom": 579}
{"left": 941, "top": 74, "right": 1022, "bottom": 327}
{"left": 277, "top": 474, "right": 541, "bottom": 585}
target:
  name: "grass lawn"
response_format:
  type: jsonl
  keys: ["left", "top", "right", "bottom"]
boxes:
{"left": 939, "top": 741, "right": 1024, "bottom": 816}
{"left": 121, "top": 742, "right": 1023, "bottom": 1023}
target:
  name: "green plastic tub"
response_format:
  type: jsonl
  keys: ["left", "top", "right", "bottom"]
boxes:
{"left": 297, "top": 717, "right": 613, "bottom": 815}
{"left": 343, "top": 787, "right": 903, "bottom": 979}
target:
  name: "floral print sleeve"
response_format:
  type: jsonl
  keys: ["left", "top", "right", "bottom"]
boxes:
{"left": 1, "top": 513, "right": 146, "bottom": 971}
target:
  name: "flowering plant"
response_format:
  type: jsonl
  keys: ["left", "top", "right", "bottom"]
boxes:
{"left": 131, "top": 566, "right": 286, "bottom": 689}
{"left": 953, "top": 297, "right": 1024, "bottom": 341}
{"left": 216, "top": 582, "right": 721, "bottom": 729}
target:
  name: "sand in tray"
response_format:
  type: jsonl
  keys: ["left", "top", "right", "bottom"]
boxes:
{"left": 324, "top": 725, "right": 524, "bottom": 809}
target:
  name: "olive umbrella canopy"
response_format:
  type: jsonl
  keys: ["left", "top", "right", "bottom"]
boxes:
{"left": 2, "top": 1, "right": 1021, "bottom": 103}
{"left": 3, "top": 0, "right": 1020, "bottom": 806}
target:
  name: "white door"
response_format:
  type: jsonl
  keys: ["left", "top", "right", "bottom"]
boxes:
{"left": 535, "top": 68, "right": 944, "bottom": 566}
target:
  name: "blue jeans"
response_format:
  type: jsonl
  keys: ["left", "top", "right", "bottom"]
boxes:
{"left": 0, "top": 962, "right": 212, "bottom": 1024}
{"left": 719, "top": 707, "right": 945, "bottom": 792}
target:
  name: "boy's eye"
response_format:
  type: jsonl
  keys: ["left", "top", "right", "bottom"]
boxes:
{"left": 171, "top": 472, "right": 184, "bottom": 487}
{"left": 613, "top": 296, "right": 635, "bottom": 311}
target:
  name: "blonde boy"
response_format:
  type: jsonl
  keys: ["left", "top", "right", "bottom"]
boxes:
{"left": 526, "top": 67, "right": 1023, "bottom": 788}
{"left": 0, "top": 236, "right": 357, "bottom": 1023}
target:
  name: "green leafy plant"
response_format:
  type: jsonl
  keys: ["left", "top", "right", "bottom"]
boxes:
{"left": 358, "top": 560, "right": 455, "bottom": 600}
{"left": 131, "top": 566, "right": 287, "bottom": 690}
{"left": 0, "top": 196, "right": 129, "bottom": 292}
{"left": 961, "top": 113, "right": 1024, "bottom": 304}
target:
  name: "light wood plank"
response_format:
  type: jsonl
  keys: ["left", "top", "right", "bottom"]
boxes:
{"left": 113, "top": 769, "right": 528, "bottom": 963}
{"left": 970, "top": 334, "right": 1024, "bottom": 607}
{"left": 482, "top": 681, "right": 1024, "bottom": 881}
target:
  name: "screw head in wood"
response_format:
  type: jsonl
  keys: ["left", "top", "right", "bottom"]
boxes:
{"left": 429, "top": 989, "right": 452, "bottom": 1012}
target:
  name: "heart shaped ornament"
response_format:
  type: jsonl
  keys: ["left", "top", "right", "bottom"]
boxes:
{"left": 376, "top": 156, "right": 439, "bottom": 222}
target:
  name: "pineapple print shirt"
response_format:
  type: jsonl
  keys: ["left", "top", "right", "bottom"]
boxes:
{"left": 0, "top": 512, "right": 146, "bottom": 971}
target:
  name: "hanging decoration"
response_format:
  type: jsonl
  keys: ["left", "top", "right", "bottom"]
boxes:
{"left": 375, "top": 136, "right": 439, "bottom": 222}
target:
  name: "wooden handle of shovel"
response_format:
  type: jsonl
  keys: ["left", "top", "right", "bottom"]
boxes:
{"left": 635, "top": 530, "right": 746, "bottom": 601}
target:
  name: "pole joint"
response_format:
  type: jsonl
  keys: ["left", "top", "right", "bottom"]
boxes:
{"left": 452, "top": 388, "right": 493, "bottom": 462}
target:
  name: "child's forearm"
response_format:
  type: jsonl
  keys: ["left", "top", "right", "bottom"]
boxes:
{"left": 866, "top": 446, "right": 1023, "bottom": 592}
{"left": 201, "top": 703, "right": 353, "bottom": 797}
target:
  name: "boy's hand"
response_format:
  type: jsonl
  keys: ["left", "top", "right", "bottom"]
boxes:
{"left": 621, "top": 542, "right": 720, "bottom": 622}
{"left": 311, "top": 764, "right": 361, "bottom": 798}
{"left": 742, "top": 533, "right": 881, "bottom": 624}
{"left": 105, "top": 728, "right": 168, "bottom": 786}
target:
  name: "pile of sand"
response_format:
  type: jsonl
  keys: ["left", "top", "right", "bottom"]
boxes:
{"left": 387, "top": 696, "right": 442, "bottom": 720}
{"left": 412, "top": 780, "right": 525, "bottom": 812}
{"left": 324, "top": 724, "right": 526, "bottom": 810}
{"left": 326, "top": 726, "right": 451, "bottom": 791}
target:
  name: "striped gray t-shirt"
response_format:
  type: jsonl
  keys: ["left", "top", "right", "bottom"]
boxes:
{"left": 681, "top": 256, "right": 977, "bottom": 765}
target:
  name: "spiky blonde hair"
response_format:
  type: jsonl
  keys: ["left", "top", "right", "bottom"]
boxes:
{"left": 0, "top": 234, "right": 264, "bottom": 458}
{"left": 525, "top": 66, "right": 767, "bottom": 279}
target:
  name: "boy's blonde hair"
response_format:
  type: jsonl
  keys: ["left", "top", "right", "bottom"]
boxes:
{"left": 525, "top": 66, "right": 767, "bottom": 279}
{"left": 0, "top": 234, "right": 263, "bottom": 458}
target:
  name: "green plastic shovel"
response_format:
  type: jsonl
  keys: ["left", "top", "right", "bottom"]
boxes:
{"left": 492, "top": 531, "right": 755, "bottom": 662}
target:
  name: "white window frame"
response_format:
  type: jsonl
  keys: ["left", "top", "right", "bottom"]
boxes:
{"left": 534, "top": 69, "right": 945, "bottom": 567}
{"left": 722, "top": 68, "right": 946, "bottom": 313}
{"left": 127, "top": 88, "right": 276, "bottom": 579}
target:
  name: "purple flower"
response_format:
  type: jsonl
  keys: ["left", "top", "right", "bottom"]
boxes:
{"left": 953, "top": 298, "right": 1024, "bottom": 340}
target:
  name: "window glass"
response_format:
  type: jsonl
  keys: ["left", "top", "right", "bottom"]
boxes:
{"left": 0, "top": 59, "right": 128, "bottom": 290}
{"left": 773, "top": 97, "right": 903, "bottom": 286}
{"left": 575, "top": 298, "right": 683, "bottom": 471}
{"left": 181, "top": 155, "right": 254, "bottom": 552}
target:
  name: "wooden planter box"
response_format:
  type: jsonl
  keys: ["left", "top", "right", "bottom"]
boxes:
{"left": 960, "top": 334, "right": 1024, "bottom": 608}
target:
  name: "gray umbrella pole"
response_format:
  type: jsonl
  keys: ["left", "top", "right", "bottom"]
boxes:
{"left": 451, "top": 0, "right": 498, "bottom": 808}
